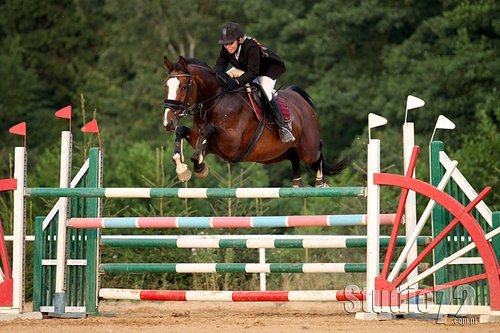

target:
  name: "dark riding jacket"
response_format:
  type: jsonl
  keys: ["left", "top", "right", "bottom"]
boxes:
{"left": 215, "top": 38, "right": 286, "bottom": 86}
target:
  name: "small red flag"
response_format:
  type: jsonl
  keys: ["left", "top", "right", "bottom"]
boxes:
{"left": 55, "top": 105, "right": 72, "bottom": 119}
{"left": 81, "top": 119, "right": 102, "bottom": 151}
{"left": 81, "top": 120, "right": 99, "bottom": 133}
{"left": 9, "top": 122, "right": 26, "bottom": 136}
{"left": 0, "top": 178, "right": 17, "bottom": 192}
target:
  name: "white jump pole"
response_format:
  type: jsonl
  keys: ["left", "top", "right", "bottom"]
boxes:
{"left": 403, "top": 123, "right": 419, "bottom": 296}
{"left": 365, "top": 138, "right": 380, "bottom": 313}
{"left": 356, "top": 113, "right": 386, "bottom": 320}
{"left": 11, "top": 147, "right": 27, "bottom": 313}
{"left": 402, "top": 95, "right": 425, "bottom": 298}
{"left": 53, "top": 131, "right": 72, "bottom": 313}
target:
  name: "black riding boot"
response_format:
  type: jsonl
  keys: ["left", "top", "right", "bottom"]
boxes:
{"left": 270, "top": 96, "right": 295, "bottom": 143}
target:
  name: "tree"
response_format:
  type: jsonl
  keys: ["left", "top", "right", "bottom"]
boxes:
{"left": 379, "top": 0, "right": 499, "bottom": 141}
{"left": 0, "top": 0, "right": 106, "bottom": 148}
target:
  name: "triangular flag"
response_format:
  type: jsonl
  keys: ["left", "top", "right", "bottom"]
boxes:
{"left": 81, "top": 119, "right": 102, "bottom": 151}
{"left": 9, "top": 122, "right": 26, "bottom": 136}
{"left": 368, "top": 113, "right": 388, "bottom": 129}
{"left": 406, "top": 95, "right": 425, "bottom": 110}
{"left": 55, "top": 105, "right": 72, "bottom": 119}
{"left": 81, "top": 120, "right": 99, "bottom": 133}
{"left": 430, "top": 114, "right": 456, "bottom": 142}
{"left": 435, "top": 115, "right": 455, "bottom": 130}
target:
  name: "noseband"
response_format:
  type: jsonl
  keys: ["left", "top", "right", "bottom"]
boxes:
{"left": 163, "top": 73, "right": 193, "bottom": 118}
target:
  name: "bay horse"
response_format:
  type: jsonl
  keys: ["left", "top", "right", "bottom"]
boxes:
{"left": 162, "top": 55, "right": 347, "bottom": 187}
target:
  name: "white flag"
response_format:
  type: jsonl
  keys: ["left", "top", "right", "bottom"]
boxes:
{"left": 435, "top": 115, "right": 455, "bottom": 130}
{"left": 368, "top": 113, "right": 388, "bottom": 129}
{"left": 406, "top": 95, "right": 425, "bottom": 110}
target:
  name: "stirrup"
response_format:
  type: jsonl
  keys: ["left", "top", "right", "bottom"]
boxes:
{"left": 279, "top": 127, "right": 295, "bottom": 143}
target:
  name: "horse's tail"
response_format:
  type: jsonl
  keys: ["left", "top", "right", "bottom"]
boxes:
{"left": 289, "top": 86, "right": 347, "bottom": 175}
{"left": 321, "top": 155, "right": 349, "bottom": 176}
{"left": 309, "top": 141, "right": 349, "bottom": 176}
{"left": 288, "top": 85, "right": 314, "bottom": 109}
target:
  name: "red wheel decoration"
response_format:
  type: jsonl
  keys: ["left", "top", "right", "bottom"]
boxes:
{"left": 372, "top": 147, "right": 500, "bottom": 310}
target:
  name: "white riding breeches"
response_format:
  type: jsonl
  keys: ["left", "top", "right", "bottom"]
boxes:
{"left": 226, "top": 67, "right": 276, "bottom": 101}
{"left": 255, "top": 75, "right": 276, "bottom": 101}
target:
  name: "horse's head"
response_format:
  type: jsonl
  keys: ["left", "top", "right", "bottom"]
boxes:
{"left": 162, "top": 56, "right": 198, "bottom": 132}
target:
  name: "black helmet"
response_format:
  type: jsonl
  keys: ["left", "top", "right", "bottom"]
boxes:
{"left": 218, "top": 22, "right": 244, "bottom": 44}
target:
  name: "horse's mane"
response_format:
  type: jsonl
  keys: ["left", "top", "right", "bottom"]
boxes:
{"left": 184, "top": 57, "right": 212, "bottom": 69}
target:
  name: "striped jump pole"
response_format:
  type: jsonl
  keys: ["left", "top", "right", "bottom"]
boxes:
{"left": 100, "top": 262, "right": 428, "bottom": 274}
{"left": 68, "top": 214, "right": 397, "bottom": 229}
{"left": 100, "top": 235, "right": 432, "bottom": 248}
{"left": 99, "top": 289, "right": 365, "bottom": 302}
{"left": 26, "top": 186, "right": 366, "bottom": 198}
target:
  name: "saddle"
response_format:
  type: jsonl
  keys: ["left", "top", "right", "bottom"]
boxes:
{"left": 216, "top": 70, "right": 291, "bottom": 123}
{"left": 249, "top": 85, "right": 291, "bottom": 123}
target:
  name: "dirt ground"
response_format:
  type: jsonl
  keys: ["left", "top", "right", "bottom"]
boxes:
{"left": 1, "top": 301, "right": 499, "bottom": 333}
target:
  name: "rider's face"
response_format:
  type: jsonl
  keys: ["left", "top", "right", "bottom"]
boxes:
{"left": 224, "top": 40, "right": 238, "bottom": 54}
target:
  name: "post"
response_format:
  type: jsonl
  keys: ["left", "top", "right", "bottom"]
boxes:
{"left": 11, "top": 147, "right": 26, "bottom": 313}
{"left": 85, "top": 147, "right": 102, "bottom": 314}
{"left": 365, "top": 139, "right": 380, "bottom": 313}
{"left": 259, "top": 248, "right": 266, "bottom": 291}
{"left": 53, "top": 131, "right": 72, "bottom": 314}
{"left": 402, "top": 123, "right": 418, "bottom": 296}
{"left": 32, "top": 216, "right": 44, "bottom": 311}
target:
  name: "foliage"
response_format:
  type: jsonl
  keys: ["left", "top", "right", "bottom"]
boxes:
{"left": 0, "top": 0, "right": 497, "bottom": 293}
{"left": 452, "top": 109, "right": 499, "bottom": 209}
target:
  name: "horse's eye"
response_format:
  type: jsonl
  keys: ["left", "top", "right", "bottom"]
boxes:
{"left": 181, "top": 86, "right": 187, "bottom": 91}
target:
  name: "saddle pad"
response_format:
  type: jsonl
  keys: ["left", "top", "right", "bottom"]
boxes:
{"left": 247, "top": 92, "right": 291, "bottom": 123}
{"left": 248, "top": 92, "right": 264, "bottom": 121}
{"left": 277, "top": 96, "right": 291, "bottom": 122}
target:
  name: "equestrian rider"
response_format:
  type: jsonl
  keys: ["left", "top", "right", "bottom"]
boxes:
{"left": 214, "top": 22, "right": 295, "bottom": 143}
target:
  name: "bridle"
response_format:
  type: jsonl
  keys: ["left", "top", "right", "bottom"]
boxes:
{"left": 163, "top": 70, "right": 225, "bottom": 120}
{"left": 163, "top": 73, "right": 194, "bottom": 118}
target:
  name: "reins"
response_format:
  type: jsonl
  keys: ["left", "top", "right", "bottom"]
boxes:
{"left": 164, "top": 71, "right": 224, "bottom": 119}
{"left": 226, "top": 86, "right": 266, "bottom": 163}
{"left": 164, "top": 66, "right": 266, "bottom": 163}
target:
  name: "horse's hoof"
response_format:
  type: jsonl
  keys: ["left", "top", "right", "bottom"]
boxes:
{"left": 315, "top": 182, "right": 329, "bottom": 188}
{"left": 178, "top": 169, "right": 192, "bottom": 182}
{"left": 176, "top": 163, "right": 192, "bottom": 182}
{"left": 196, "top": 164, "right": 209, "bottom": 179}
{"left": 292, "top": 178, "right": 304, "bottom": 188}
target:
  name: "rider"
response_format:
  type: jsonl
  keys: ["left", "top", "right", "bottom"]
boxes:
{"left": 214, "top": 22, "right": 295, "bottom": 143}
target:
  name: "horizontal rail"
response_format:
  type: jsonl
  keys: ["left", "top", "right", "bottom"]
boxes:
{"left": 99, "top": 289, "right": 365, "bottom": 302}
{"left": 100, "top": 235, "right": 432, "bottom": 248}
{"left": 100, "top": 262, "right": 427, "bottom": 274}
{"left": 68, "top": 214, "right": 396, "bottom": 229}
{"left": 26, "top": 186, "right": 367, "bottom": 198}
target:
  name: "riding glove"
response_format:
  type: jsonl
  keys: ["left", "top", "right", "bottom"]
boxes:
{"left": 225, "top": 78, "right": 239, "bottom": 91}
{"left": 216, "top": 70, "right": 229, "bottom": 80}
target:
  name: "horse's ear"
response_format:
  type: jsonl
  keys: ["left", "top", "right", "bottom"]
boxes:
{"left": 178, "top": 56, "right": 188, "bottom": 69}
{"left": 163, "top": 56, "right": 173, "bottom": 71}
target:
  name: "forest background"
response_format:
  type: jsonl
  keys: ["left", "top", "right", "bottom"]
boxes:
{"left": 0, "top": 0, "right": 498, "bottom": 294}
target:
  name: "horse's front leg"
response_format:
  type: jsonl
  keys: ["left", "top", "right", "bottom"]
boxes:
{"left": 191, "top": 125, "right": 217, "bottom": 179}
{"left": 173, "top": 126, "right": 198, "bottom": 182}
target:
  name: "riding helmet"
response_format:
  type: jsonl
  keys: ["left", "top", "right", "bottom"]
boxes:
{"left": 218, "top": 22, "right": 244, "bottom": 44}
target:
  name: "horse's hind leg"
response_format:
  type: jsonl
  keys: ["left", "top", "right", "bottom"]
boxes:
{"left": 290, "top": 151, "right": 304, "bottom": 187}
{"left": 173, "top": 126, "right": 195, "bottom": 182}
{"left": 191, "top": 124, "right": 217, "bottom": 178}
{"left": 311, "top": 158, "right": 328, "bottom": 188}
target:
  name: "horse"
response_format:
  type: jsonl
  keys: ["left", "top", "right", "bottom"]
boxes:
{"left": 162, "top": 55, "right": 347, "bottom": 187}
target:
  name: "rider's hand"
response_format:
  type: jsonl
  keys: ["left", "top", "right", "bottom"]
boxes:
{"left": 225, "top": 78, "right": 239, "bottom": 91}
{"left": 216, "top": 70, "right": 229, "bottom": 80}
